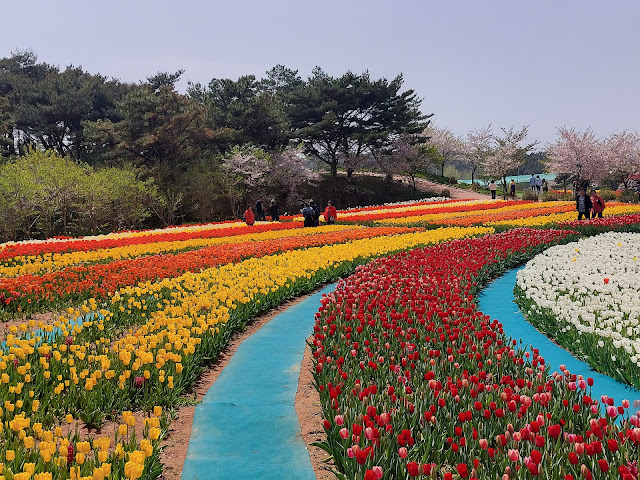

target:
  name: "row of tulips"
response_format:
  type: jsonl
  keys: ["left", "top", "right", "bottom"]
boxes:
{"left": 311, "top": 228, "right": 640, "bottom": 479}
{"left": 1, "top": 227, "right": 491, "bottom": 479}
{"left": 0, "top": 224, "right": 363, "bottom": 278}
{"left": 0, "top": 226, "right": 420, "bottom": 318}
{"left": 344, "top": 200, "right": 529, "bottom": 224}
{"left": 0, "top": 221, "right": 302, "bottom": 262}
{"left": 515, "top": 232, "right": 640, "bottom": 389}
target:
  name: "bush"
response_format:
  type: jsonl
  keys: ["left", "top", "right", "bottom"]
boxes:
{"left": 540, "top": 191, "right": 563, "bottom": 202}
{"left": 448, "top": 177, "right": 458, "bottom": 185}
{"left": 440, "top": 189, "right": 451, "bottom": 198}
{"left": 598, "top": 188, "right": 618, "bottom": 201}
{"left": 521, "top": 191, "right": 539, "bottom": 201}
{"left": 618, "top": 188, "right": 639, "bottom": 203}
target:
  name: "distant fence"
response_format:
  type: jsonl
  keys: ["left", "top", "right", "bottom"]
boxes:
{"left": 458, "top": 174, "right": 557, "bottom": 185}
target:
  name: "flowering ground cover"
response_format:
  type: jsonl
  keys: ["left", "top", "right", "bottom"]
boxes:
{"left": 311, "top": 228, "right": 640, "bottom": 479}
{"left": 2, "top": 197, "right": 640, "bottom": 479}
{"left": 515, "top": 232, "right": 640, "bottom": 389}
{"left": 0, "top": 226, "right": 421, "bottom": 318}
{"left": 0, "top": 222, "right": 489, "bottom": 479}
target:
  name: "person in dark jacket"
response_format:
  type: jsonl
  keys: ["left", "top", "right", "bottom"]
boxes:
{"left": 269, "top": 199, "right": 280, "bottom": 221}
{"left": 255, "top": 199, "right": 266, "bottom": 221}
{"left": 310, "top": 200, "right": 321, "bottom": 227}
{"left": 576, "top": 188, "right": 592, "bottom": 220}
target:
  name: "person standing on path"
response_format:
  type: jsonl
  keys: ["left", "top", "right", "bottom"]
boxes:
{"left": 542, "top": 178, "right": 549, "bottom": 193}
{"left": 488, "top": 180, "right": 497, "bottom": 200}
{"left": 509, "top": 179, "right": 516, "bottom": 199}
{"left": 530, "top": 174, "right": 536, "bottom": 193}
{"left": 535, "top": 175, "right": 542, "bottom": 195}
{"left": 576, "top": 188, "right": 592, "bottom": 220}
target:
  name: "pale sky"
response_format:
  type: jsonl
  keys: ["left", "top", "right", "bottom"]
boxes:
{"left": 3, "top": 0, "right": 638, "bottom": 147}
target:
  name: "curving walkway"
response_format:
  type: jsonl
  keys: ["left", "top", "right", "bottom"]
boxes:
{"left": 478, "top": 267, "right": 640, "bottom": 410}
{"left": 181, "top": 284, "right": 337, "bottom": 480}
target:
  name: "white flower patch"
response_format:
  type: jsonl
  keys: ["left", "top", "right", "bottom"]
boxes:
{"left": 516, "top": 232, "right": 640, "bottom": 367}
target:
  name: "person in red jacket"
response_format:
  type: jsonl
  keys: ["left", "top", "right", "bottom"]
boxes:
{"left": 590, "top": 190, "right": 605, "bottom": 218}
{"left": 243, "top": 205, "right": 255, "bottom": 225}
{"left": 323, "top": 200, "right": 337, "bottom": 224}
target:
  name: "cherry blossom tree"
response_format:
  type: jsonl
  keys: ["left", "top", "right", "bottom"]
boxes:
{"left": 268, "top": 148, "right": 320, "bottom": 211}
{"left": 546, "top": 127, "right": 605, "bottom": 189}
{"left": 465, "top": 124, "right": 494, "bottom": 185}
{"left": 602, "top": 130, "right": 640, "bottom": 189}
{"left": 484, "top": 126, "right": 537, "bottom": 197}
{"left": 425, "top": 126, "right": 464, "bottom": 177}
{"left": 373, "top": 135, "right": 428, "bottom": 193}
{"left": 221, "top": 148, "right": 270, "bottom": 217}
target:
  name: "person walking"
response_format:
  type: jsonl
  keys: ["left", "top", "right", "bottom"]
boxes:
{"left": 310, "top": 200, "right": 321, "bottom": 227}
{"left": 575, "top": 188, "right": 592, "bottom": 220}
{"left": 529, "top": 174, "right": 536, "bottom": 193}
{"left": 535, "top": 175, "right": 542, "bottom": 195}
{"left": 324, "top": 200, "right": 338, "bottom": 224}
{"left": 269, "top": 199, "right": 280, "bottom": 221}
{"left": 488, "top": 180, "right": 497, "bottom": 200}
{"left": 542, "top": 178, "right": 549, "bottom": 193}
{"left": 243, "top": 205, "right": 255, "bottom": 226}
{"left": 509, "top": 179, "right": 516, "bottom": 199}
{"left": 255, "top": 199, "right": 266, "bottom": 221}
{"left": 590, "top": 189, "right": 605, "bottom": 218}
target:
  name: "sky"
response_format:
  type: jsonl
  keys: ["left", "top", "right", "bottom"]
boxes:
{"left": 2, "top": 0, "right": 639, "bottom": 148}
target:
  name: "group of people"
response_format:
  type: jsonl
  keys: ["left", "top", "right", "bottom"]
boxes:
{"left": 242, "top": 198, "right": 337, "bottom": 227}
{"left": 302, "top": 200, "right": 337, "bottom": 227}
{"left": 243, "top": 198, "right": 280, "bottom": 226}
{"left": 529, "top": 174, "right": 549, "bottom": 195}
{"left": 576, "top": 188, "right": 605, "bottom": 220}
{"left": 487, "top": 177, "right": 547, "bottom": 200}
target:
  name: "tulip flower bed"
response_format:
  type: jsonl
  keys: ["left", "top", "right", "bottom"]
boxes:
{"left": 515, "top": 232, "right": 640, "bottom": 389}
{"left": 0, "top": 220, "right": 276, "bottom": 260}
{"left": 311, "top": 228, "right": 640, "bottom": 480}
{"left": 0, "top": 224, "right": 361, "bottom": 278}
{"left": 488, "top": 204, "right": 640, "bottom": 228}
{"left": 0, "top": 226, "right": 421, "bottom": 318}
{"left": 0, "top": 226, "right": 490, "bottom": 479}
{"left": 376, "top": 201, "right": 569, "bottom": 226}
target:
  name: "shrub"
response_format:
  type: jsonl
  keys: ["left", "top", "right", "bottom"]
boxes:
{"left": 521, "top": 191, "right": 539, "bottom": 201}
{"left": 440, "top": 189, "right": 451, "bottom": 198}
{"left": 598, "top": 188, "right": 618, "bottom": 201}
{"left": 540, "top": 191, "right": 562, "bottom": 201}
{"left": 618, "top": 188, "right": 639, "bottom": 203}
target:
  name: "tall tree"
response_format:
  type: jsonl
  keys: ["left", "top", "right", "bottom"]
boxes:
{"left": 289, "top": 68, "right": 429, "bottom": 177}
{"left": 84, "top": 74, "right": 214, "bottom": 224}
{"left": 465, "top": 124, "right": 494, "bottom": 184}
{"left": 188, "top": 73, "right": 289, "bottom": 151}
{"left": 0, "top": 50, "right": 127, "bottom": 159}
{"left": 485, "top": 126, "right": 537, "bottom": 197}
{"left": 547, "top": 127, "right": 604, "bottom": 188}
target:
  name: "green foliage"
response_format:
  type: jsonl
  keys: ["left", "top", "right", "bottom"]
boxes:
{"left": 618, "top": 188, "right": 638, "bottom": 203}
{"left": 0, "top": 149, "right": 156, "bottom": 241}
{"left": 521, "top": 190, "right": 539, "bottom": 201}
{"left": 598, "top": 188, "right": 618, "bottom": 201}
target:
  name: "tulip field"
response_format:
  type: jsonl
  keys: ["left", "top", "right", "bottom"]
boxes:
{"left": 2, "top": 199, "right": 640, "bottom": 479}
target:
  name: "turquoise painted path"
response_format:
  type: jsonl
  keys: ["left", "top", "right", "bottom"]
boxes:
{"left": 478, "top": 267, "right": 640, "bottom": 410}
{"left": 181, "top": 284, "right": 336, "bottom": 480}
